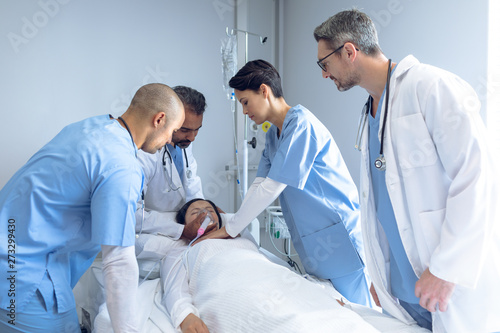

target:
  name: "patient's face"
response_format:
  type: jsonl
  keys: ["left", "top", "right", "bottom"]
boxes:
{"left": 184, "top": 200, "right": 219, "bottom": 240}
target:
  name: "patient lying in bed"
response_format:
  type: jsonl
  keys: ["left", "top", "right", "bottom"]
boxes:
{"left": 161, "top": 199, "right": 430, "bottom": 333}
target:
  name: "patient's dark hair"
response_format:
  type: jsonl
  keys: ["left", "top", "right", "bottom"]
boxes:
{"left": 176, "top": 198, "right": 222, "bottom": 228}
{"left": 228, "top": 59, "right": 284, "bottom": 98}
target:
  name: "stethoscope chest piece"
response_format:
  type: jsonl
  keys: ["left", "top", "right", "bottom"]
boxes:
{"left": 374, "top": 155, "right": 386, "bottom": 171}
{"left": 186, "top": 169, "right": 192, "bottom": 179}
{"left": 358, "top": 59, "right": 392, "bottom": 173}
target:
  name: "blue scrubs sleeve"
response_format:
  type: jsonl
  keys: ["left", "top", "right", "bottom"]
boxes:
{"left": 266, "top": 120, "right": 317, "bottom": 189}
{"left": 91, "top": 166, "right": 143, "bottom": 247}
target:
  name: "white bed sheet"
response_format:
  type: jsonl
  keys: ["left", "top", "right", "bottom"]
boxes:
{"left": 74, "top": 257, "right": 177, "bottom": 333}
{"left": 74, "top": 241, "right": 430, "bottom": 333}
{"left": 184, "top": 238, "right": 430, "bottom": 333}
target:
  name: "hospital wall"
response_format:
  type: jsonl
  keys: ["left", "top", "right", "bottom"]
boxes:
{"left": 0, "top": 0, "right": 491, "bottom": 222}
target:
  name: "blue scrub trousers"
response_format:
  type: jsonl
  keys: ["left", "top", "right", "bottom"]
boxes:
{"left": 0, "top": 288, "right": 80, "bottom": 333}
{"left": 330, "top": 267, "right": 373, "bottom": 307}
{"left": 399, "top": 300, "right": 432, "bottom": 331}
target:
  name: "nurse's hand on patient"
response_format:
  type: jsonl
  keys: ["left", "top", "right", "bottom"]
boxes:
{"left": 192, "top": 226, "right": 231, "bottom": 245}
{"left": 415, "top": 268, "right": 455, "bottom": 313}
{"left": 180, "top": 313, "right": 209, "bottom": 333}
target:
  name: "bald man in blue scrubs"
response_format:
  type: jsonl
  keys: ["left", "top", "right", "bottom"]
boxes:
{"left": 0, "top": 83, "right": 184, "bottom": 332}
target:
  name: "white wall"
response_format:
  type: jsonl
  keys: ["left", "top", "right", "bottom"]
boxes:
{"left": 0, "top": 0, "right": 241, "bottom": 210}
{"left": 0, "top": 0, "right": 491, "bottom": 221}
{"left": 281, "top": 0, "right": 489, "bottom": 187}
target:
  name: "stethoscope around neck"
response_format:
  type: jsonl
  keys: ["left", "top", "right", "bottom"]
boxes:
{"left": 162, "top": 144, "right": 192, "bottom": 191}
{"left": 136, "top": 145, "right": 190, "bottom": 239}
{"left": 355, "top": 59, "right": 392, "bottom": 172}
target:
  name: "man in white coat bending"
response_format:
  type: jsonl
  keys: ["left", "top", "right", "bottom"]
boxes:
{"left": 314, "top": 9, "right": 500, "bottom": 333}
{"left": 135, "top": 86, "right": 206, "bottom": 267}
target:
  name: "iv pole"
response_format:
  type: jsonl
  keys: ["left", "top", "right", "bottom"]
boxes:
{"left": 226, "top": 27, "right": 267, "bottom": 197}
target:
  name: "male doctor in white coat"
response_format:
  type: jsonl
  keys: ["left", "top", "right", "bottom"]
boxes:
{"left": 314, "top": 9, "right": 500, "bottom": 333}
{"left": 135, "top": 86, "right": 207, "bottom": 266}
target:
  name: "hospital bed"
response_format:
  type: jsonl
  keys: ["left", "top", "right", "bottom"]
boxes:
{"left": 73, "top": 223, "right": 430, "bottom": 333}
{"left": 73, "top": 219, "right": 262, "bottom": 332}
{"left": 74, "top": 246, "right": 291, "bottom": 332}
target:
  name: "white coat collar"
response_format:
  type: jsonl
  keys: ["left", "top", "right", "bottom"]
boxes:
{"left": 374, "top": 55, "right": 420, "bottom": 140}
{"left": 392, "top": 55, "right": 420, "bottom": 79}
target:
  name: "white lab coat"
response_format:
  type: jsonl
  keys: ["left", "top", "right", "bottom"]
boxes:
{"left": 360, "top": 55, "right": 500, "bottom": 333}
{"left": 135, "top": 144, "right": 203, "bottom": 260}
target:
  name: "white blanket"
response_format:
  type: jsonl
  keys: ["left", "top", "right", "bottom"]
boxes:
{"left": 187, "top": 238, "right": 378, "bottom": 333}
{"left": 82, "top": 238, "right": 429, "bottom": 333}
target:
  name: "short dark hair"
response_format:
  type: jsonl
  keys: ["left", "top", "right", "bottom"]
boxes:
{"left": 173, "top": 86, "right": 207, "bottom": 116}
{"left": 176, "top": 198, "right": 222, "bottom": 229}
{"left": 228, "top": 59, "right": 283, "bottom": 98}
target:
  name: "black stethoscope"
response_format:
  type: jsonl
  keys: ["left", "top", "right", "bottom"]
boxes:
{"left": 354, "top": 59, "right": 392, "bottom": 171}
{"left": 162, "top": 144, "right": 190, "bottom": 191}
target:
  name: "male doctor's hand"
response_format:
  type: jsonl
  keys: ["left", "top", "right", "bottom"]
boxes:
{"left": 415, "top": 268, "right": 456, "bottom": 312}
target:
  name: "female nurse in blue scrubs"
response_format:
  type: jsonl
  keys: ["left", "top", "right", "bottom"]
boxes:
{"left": 201, "top": 59, "right": 372, "bottom": 307}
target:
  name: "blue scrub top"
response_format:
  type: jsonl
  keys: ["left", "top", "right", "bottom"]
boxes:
{"left": 257, "top": 105, "right": 364, "bottom": 279}
{"left": 0, "top": 115, "right": 143, "bottom": 313}
{"left": 368, "top": 90, "right": 421, "bottom": 304}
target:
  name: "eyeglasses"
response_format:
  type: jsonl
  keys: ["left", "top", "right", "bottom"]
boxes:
{"left": 317, "top": 44, "right": 345, "bottom": 72}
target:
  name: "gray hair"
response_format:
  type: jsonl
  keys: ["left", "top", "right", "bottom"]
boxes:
{"left": 314, "top": 9, "right": 382, "bottom": 56}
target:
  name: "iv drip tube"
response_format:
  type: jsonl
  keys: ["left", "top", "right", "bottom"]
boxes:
{"left": 226, "top": 27, "right": 267, "bottom": 197}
